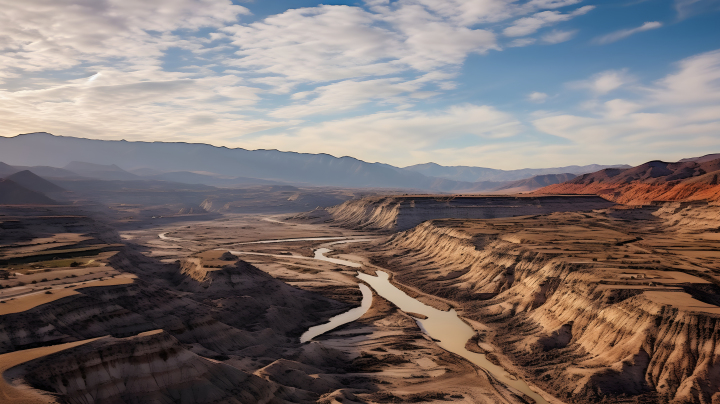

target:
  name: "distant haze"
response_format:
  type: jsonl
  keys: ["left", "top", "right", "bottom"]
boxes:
{"left": 0, "top": 133, "right": 627, "bottom": 192}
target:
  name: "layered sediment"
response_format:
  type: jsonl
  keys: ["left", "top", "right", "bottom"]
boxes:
{"left": 8, "top": 330, "right": 297, "bottom": 404}
{"left": 361, "top": 207, "right": 720, "bottom": 403}
{"left": 294, "top": 195, "right": 615, "bottom": 231}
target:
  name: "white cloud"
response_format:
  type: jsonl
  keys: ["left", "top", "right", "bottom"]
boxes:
{"left": 0, "top": 68, "right": 286, "bottom": 145}
{"left": 0, "top": 0, "right": 249, "bottom": 77}
{"left": 269, "top": 78, "right": 427, "bottom": 118}
{"left": 509, "top": 38, "right": 537, "bottom": 47}
{"left": 503, "top": 5, "right": 594, "bottom": 37}
{"left": 650, "top": 49, "right": 720, "bottom": 105}
{"left": 223, "top": 4, "right": 498, "bottom": 90}
{"left": 393, "top": 0, "right": 585, "bottom": 26}
{"left": 533, "top": 49, "right": 720, "bottom": 160}
{"left": 528, "top": 92, "right": 549, "bottom": 102}
{"left": 542, "top": 29, "right": 577, "bottom": 44}
{"left": 594, "top": 21, "right": 662, "bottom": 45}
{"left": 242, "top": 104, "right": 523, "bottom": 165}
{"left": 570, "top": 69, "right": 633, "bottom": 94}
{"left": 674, "top": 0, "right": 720, "bottom": 20}
{"left": 223, "top": 1, "right": 601, "bottom": 93}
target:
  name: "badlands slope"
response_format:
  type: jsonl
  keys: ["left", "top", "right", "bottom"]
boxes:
{"left": 0, "top": 204, "right": 534, "bottom": 404}
{"left": 331, "top": 203, "right": 720, "bottom": 404}
{"left": 536, "top": 158, "right": 720, "bottom": 204}
{"left": 294, "top": 195, "right": 615, "bottom": 231}
{"left": 0, "top": 205, "right": 357, "bottom": 403}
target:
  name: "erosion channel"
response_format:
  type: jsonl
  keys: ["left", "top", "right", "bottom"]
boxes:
{"left": 235, "top": 239, "right": 553, "bottom": 404}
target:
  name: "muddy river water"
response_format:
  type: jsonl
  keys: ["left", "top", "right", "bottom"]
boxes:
{"left": 173, "top": 230, "right": 549, "bottom": 404}
{"left": 307, "top": 242, "right": 550, "bottom": 404}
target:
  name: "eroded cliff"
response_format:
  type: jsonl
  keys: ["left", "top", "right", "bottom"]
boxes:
{"left": 360, "top": 206, "right": 720, "bottom": 403}
{"left": 293, "top": 195, "right": 615, "bottom": 231}
{"left": 7, "top": 330, "right": 298, "bottom": 404}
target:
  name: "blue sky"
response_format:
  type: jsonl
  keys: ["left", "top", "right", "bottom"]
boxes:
{"left": 0, "top": 0, "right": 719, "bottom": 169}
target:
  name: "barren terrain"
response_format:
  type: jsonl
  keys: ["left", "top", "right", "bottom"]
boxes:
{"left": 3, "top": 181, "right": 720, "bottom": 404}
{"left": 329, "top": 202, "right": 720, "bottom": 403}
{"left": 0, "top": 205, "right": 538, "bottom": 404}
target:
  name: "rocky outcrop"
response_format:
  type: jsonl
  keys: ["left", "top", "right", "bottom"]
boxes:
{"left": 651, "top": 202, "right": 720, "bottom": 232}
{"left": 372, "top": 216, "right": 720, "bottom": 403}
{"left": 9, "top": 331, "right": 298, "bottom": 404}
{"left": 295, "top": 195, "right": 615, "bottom": 231}
{"left": 175, "top": 256, "right": 349, "bottom": 337}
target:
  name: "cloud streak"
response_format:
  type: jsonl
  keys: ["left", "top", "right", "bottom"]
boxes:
{"left": 0, "top": 0, "right": 715, "bottom": 169}
{"left": 594, "top": 21, "right": 662, "bottom": 44}
{"left": 503, "top": 5, "right": 594, "bottom": 37}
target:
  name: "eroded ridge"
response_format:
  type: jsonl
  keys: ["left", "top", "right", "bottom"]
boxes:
{"left": 347, "top": 205, "right": 720, "bottom": 403}
{"left": 293, "top": 195, "right": 615, "bottom": 231}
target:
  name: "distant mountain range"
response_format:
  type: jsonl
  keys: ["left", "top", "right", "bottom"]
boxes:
{"left": 0, "top": 133, "right": 626, "bottom": 192}
{"left": 403, "top": 162, "right": 629, "bottom": 182}
{"left": 491, "top": 173, "right": 578, "bottom": 194}
{"left": 536, "top": 156, "right": 720, "bottom": 204}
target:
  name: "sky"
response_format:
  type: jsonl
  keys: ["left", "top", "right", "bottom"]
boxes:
{"left": 0, "top": 0, "right": 719, "bottom": 169}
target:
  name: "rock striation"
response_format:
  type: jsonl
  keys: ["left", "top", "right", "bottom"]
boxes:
{"left": 367, "top": 209, "right": 720, "bottom": 403}
{"left": 8, "top": 330, "right": 296, "bottom": 404}
{"left": 295, "top": 195, "right": 615, "bottom": 231}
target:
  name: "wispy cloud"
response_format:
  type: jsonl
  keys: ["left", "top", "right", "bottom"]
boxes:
{"left": 569, "top": 69, "right": 634, "bottom": 94}
{"left": 674, "top": 0, "right": 720, "bottom": 20}
{"left": 508, "top": 38, "right": 537, "bottom": 47}
{"left": 534, "top": 50, "right": 720, "bottom": 162}
{"left": 528, "top": 92, "right": 549, "bottom": 102}
{"left": 503, "top": 6, "right": 594, "bottom": 37}
{"left": 594, "top": 21, "right": 662, "bottom": 44}
{"left": 242, "top": 104, "right": 524, "bottom": 166}
{"left": 542, "top": 29, "right": 577, "bottom": 44}
{"left": 0, "top": 0, "right": 249, "bottom": 78}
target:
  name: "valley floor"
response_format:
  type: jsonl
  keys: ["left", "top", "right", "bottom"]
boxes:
{"left": 3, "top": 201, "right": 720, "bottom": 403}
{"left": 0, "top": 209, "right": 533, "bottom": 404}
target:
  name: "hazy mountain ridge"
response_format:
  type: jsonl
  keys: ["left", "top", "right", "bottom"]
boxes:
{"left": 404, "top": 162, "right": 629, "bottom": 182}
{"left": 0, "top": 133, "right": 624, "bottom": 192}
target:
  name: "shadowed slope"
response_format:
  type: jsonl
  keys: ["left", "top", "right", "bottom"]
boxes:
{"left": 0, "top": 179, "right": 57, "bottom": 205}
{"left": 6, "top": 171, "right": 65, "bottom": 194}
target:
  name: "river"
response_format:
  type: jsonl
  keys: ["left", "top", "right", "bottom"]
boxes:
{"left": 228, "top": 237, "right": 550, "bottom": 404}
{"left": 307, "top": 244, "right": 550, "bottom": 404}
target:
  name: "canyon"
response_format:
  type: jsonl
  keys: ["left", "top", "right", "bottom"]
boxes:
{"left": 2, "top": 154, "right": 720, "bottom": 404}
{"left": 294, "top": 195, "right": 615, "bottom": 231}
